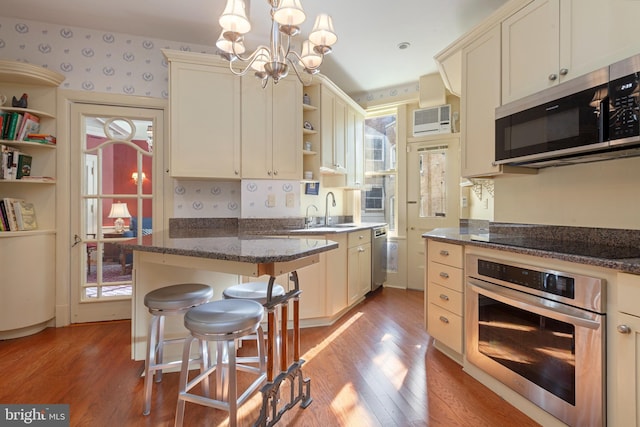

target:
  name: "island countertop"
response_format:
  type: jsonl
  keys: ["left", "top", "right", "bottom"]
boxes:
{"left": 119, "top": 229, "right": 339, "bottom": 264}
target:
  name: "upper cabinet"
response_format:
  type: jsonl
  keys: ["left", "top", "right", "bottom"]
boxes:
{"left": 241, "top": 77, "right": 302, "bottom": 180}
{"left": 321, "top": 85, "right": 347, "bottom": 173}
{"left": 502, "top": 0, "right": 640, "bottom": 104}
{"left": 346, "top": 108, "right": 365, "bottom": 188}
{"left": 164, "top": 50, "right": 241, "bottom": 179}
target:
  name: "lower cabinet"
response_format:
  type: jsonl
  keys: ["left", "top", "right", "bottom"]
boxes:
{"left": 614, "top": 273, "right": 640, "bottom": 427}
{"left": 347, "top": 230, "right": 371, "bottom": 306}
{"left": 426, "top": 239, "right": 464, "bottom": 361}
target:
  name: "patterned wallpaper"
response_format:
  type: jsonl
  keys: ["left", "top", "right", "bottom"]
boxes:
{"left": 0, "top": 16, "right": 216, "bottom": 98}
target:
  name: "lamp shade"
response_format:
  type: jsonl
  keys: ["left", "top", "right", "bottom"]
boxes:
{"left": 216, "top": 30, "right": 246, "bottom": 54}
{"left": 108, "top": 203, "right": 131, "bottom": 219}
{"left": 309, "top": 14, "right": 337, "bottom": 48}
{"left": 219, "top": 0, "right": 251, "bottom": 35}
{"left": 300, "top": 40, "right": 323, "bottom": 70}
{"left": 273, "top": 0, "right": 306, "bottom": 26}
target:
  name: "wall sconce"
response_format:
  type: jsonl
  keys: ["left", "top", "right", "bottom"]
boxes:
{"left": 108, "top": 202, "right": 131, "bottom": 233}
{"left": 132, "top": 171, "right": 146, "bottom": 184}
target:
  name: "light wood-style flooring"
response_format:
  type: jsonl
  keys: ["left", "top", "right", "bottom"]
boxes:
{"left": 0, "top": 288, "right": 539, "bottom": 426}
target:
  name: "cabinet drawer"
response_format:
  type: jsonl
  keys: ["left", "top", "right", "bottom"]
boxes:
{"left": 428, "top": 240, "right": 463, "bottom": 268}
{"left": 348, "top": 230, "right": 371, "bottom": 247}
{"left": 428, "top": 282, "right": 463, "bottom": 315}
{"left": 428, "top": 261, "right": 463, "bottom": 292}
{"left": 618, "top": 273, "right": 640, "bottom": 317}
{"left": 428, "top": 303, "right": 463, "bottom": 354}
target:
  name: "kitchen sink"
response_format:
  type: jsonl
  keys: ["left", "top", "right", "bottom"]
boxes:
{"left": 331, "top": 223, "right": 358, "bottom": 228}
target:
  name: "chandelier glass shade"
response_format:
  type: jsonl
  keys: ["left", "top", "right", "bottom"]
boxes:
{"left": 216, "top": 0, "right": 337, "bottom": 86}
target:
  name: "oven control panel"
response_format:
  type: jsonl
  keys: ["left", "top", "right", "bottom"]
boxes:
{"left": 477, "top": 259, "right": 575, "bottom": 299}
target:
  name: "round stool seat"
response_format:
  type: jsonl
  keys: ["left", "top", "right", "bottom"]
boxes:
{"left": 185, "top": 299, "right": 264, "bottom": 336}
{"left": 144, "top": 283, "right": 213, "bottom": 312}
{"left": 223, "top": 281, "right": 286, "bottom": 304}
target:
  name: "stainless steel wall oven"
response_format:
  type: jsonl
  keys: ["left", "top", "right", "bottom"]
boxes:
{"left": 465, "top": 254, "right": 606, "bottom": 427}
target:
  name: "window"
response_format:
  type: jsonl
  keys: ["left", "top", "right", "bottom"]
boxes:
{"left": 364, "top": 185, "right": 384, "bottom": 210}
{"left": 362, "top": 112, "right": 397, "bottom": 231}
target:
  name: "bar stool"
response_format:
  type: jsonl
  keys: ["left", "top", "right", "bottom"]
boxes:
{"left": 142, "top": 283, "right": 214, "bottom": 416}
{"left": 174, "top": 299, "right": 267, "bottom": 427}
{"left": 223, "top": 281, "right": 286, "bottom": 367}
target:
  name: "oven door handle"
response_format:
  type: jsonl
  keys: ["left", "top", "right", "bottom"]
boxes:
{"left": 467, "top": 278, "right": 603, "bottom": 330}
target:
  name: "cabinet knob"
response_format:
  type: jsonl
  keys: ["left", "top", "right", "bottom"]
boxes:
{"left": 548, "top": 73, "right": 558, "bottom": 81}
{"left": 559, "top": 68, "right": 568, "bottom": 76}
{"left": 267, "top": 170, "right": 272, "bottom": 176}
{"left": 358, "top": 247, "right": 365, "bottom": 253}
{"left": 439, "top": 250, "right": 449, "bottom": 256}
{"left": 617, "top": 324, "right": 632, "bottom": 334}
{"left": 439, "top": 316, "right": 449, "bottom": 324}
{"left": 234, "top": 170, "right": 239, "bottom": 175}
{"left": 439, "top": 272, "right": 449, "bottom": 279}
{"left": 273, "top": 170, "right": 278, "bottom": 176}
{"left": 439, "top": 294, "right": 449, "bottom": 301}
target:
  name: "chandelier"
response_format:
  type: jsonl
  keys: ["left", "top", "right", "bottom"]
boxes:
{"left": 216, "top": 0, "right": 337, "bottom": 86}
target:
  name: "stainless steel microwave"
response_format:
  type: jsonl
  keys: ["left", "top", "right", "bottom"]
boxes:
{"left": 494, "top": 53, "right": 640, "bottom": 168}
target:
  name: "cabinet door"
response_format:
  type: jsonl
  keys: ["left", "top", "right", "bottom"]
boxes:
{"left": 241, "top": 76, "right": 272, "bottom": 179}
{"left": 333, "top": 96, "right": 347, "bottom": 171}
{"left": 346, "top": 108, "right": 364, "bottom": 187}
{"left": 326, "top": 234, "right": 348, "bottom": 315}
{"left": 561, "top": 0, "right": 640, "bottom": 85}
{"left": 272, "top": 78, "right": 302, "bottom": 180}
{"left": 170, "top": 62, "right": 240, "bottom": 179}
{"left": 348, "top": 243, "right": 371, "bottom": 305}
{"left": 615, "top": 312, "right": 640, "bottom": 427}
{"left": 320, "top": 87, "right": 335, "bottom": 170}
{"left": 502, "top": 0, "right": 559, "bottom": 104}
{"left": 295, "top": 251, "right": 327, "bottom": 319}
{"left": 461, "top": 25, "right": 501, "bottom": 177}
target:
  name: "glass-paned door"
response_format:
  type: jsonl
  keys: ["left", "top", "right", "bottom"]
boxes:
{"left": 70, "top": 103, "right": 161, "bottom": 323}
{"left": 406, "top": 137, "right": 460, "bottom": 290}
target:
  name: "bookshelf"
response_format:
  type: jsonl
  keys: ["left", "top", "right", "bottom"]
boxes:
{"left": 0, "top": 60, "right": 64, "bottom": 338}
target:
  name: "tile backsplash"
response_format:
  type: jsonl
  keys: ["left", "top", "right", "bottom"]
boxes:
{"left": 173, "top": 179, "right": 301, "bottom": 219}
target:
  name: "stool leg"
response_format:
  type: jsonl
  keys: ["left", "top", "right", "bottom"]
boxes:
{"left": 156, "top": 314, "right": 165, "bottom": 382}
{"left": 227, "top": 339, "right": 238, "bottom": 427}
{"left": 174, "top": 335, "right": 195, "bottom": 427}
{"left": 143, "top": 314, "right": 160, "bottom": 416}
{"left": 200, "top": 340, "right": 210, "bottom": 398}
{"left": 215, "top": 341, "right": 229, "bottom": 401}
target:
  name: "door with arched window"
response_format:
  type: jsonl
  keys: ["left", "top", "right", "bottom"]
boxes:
{"left": 70, "top": 103, "right": 161, "bottom": 323}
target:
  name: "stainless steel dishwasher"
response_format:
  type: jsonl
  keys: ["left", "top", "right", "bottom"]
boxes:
{"left": 371, "top": 225, "right": 388, "bottom": 291}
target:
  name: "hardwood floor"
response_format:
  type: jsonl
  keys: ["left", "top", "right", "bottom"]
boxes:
{"left": 0, "top": 288, "right": 539, "bottom": 427}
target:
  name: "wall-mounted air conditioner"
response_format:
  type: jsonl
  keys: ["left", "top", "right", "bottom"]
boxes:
{"left": 413, "top": 104, "right": 451, "bottom": 137}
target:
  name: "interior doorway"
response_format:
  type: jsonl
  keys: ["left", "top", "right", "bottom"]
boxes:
{"left": 406, "top": 135, "right": 460, "bottom": 290}
{"left": 69, "top": 103, "right": 162, "bottom": 323}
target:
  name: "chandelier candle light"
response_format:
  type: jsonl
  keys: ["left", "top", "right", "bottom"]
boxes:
{"left": 216, "top": 0, "right": 337, "bottom": 86}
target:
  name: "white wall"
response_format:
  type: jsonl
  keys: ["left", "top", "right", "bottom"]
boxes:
{"left": 494, "top": 156, "right": 640, "bottom": 229}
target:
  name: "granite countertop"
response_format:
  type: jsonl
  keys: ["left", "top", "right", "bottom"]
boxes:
{"left": 119, "top": 229, "right": 338, "bottom": 264}
{"left": 279, "top": 222, "right": 388, "bottom": 235}
{"left": 423, "top": 224, "right": 640, "bottom": 275}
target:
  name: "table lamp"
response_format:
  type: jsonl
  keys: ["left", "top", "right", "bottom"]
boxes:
{"left": 108, "top": 202, "right": 131, "bottom": 233}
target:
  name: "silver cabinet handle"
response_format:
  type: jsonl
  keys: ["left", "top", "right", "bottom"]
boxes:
{"left": 359, "top": 235, "right": 364, "bottom": 239}
{"left": 439, "top": 272, "right": 449, "bottom": 279}
{"left": 548, "top": 73, "right": 558, "bottom": 81}
{"left": 559, "top": 68, "right": 568, "bottom": 76}
{"left": 617, "top": 324, "right": 632, "bottom": 334}
{"left": 439, "top": 294, "right": 449, "bottom": 301}
{"left": 439, "top": 316, "right": 449, "bottom": 324}
{"left": 358, "top": 247, "right": 365, "bottom": 253}
{"left": 439, "top": 250, "right": 449, "bottom": 256}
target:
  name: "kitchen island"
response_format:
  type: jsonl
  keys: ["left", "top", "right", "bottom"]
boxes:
{"left": 120, "top": 229, "right": 338, "bottom": 425}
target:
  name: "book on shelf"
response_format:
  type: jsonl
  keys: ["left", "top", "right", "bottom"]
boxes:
{"left": 5, "top": 112, "right": 23, "bottom": 140}
{"left": 16, "top": 152, "right": 32, "bottom": 179}
{"left": 0, "top": 200, "right": 9, "bottom": 231}
{"left": 12, "top": 200, "right": 37, "bottom": 231}
{"left": 16, "top": 112, "right": 40, "bottom": 141}
{"left": 1, "top": 145, "right": 17, "bottom": 179}
{"left": 0, "top": 197, "right": 23, "bottom": 231}
{"left": 25, "top": 134, "right": 56, "bottom": 145}
{"left": 0, "top": 110, "right": 9, "bottom": 139}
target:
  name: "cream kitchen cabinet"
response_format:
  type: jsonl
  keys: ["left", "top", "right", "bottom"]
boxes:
{"left": 241, "top": 77, "right": 302, "bottom": 180}
{"left": 320, "top": 85, "right": 347, "bottom": 173}
{"left": 326, "top": 233, "right": 348, "bottom": 316}
{"left": 164, "top": 50, "right": 241, "bottom": 179}
{"left": 426, "top": 239, "right": 464, "bottom": 362}
{"left": 502, "top": 0, "right": 640, "bottom": 104}
{"left": 613, "top": 273, "right": 640, "bottom": 427}
{"left": 347, "top": 230, "right": 371, "bottom": 306}
{"left": 345, "top": 107, "right": 365, "bottom": 188}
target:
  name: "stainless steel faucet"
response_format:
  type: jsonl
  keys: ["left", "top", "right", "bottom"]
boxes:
{"left": 325, "top": 191, "right": 336, "bottom": 225}
{"left": 305, "top": 204, "right": 319, "bottom": 228}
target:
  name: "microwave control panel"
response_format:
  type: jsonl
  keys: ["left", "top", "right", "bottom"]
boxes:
{"left": 609, "top": 72, "right": 639, "bottom": 140}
